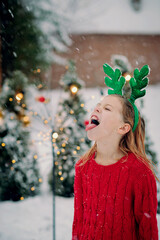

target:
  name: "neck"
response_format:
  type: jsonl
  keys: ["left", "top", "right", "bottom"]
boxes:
{"left": 95, "top": 136, "right": 124, "bottom": 163}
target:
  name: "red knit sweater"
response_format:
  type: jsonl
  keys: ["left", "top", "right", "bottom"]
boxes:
{"left": 72, "top": 151, "right": 159, "bottom": 240}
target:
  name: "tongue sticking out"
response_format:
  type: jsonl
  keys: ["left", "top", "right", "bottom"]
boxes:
{"left": 85, "top": 119, "right": 99, "bottom": 131}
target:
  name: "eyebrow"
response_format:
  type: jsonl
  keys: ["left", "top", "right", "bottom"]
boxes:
{"left": 97, "top": 102, "right": 113, "bottom": 107}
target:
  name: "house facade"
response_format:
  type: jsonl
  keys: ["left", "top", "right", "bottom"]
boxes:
{"left": 50, "top": 0, "right": 160, "bottom": 89}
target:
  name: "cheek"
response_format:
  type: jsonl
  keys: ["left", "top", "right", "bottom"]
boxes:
{"left": 101, "top": 113, "right": 121, "bottom": 129}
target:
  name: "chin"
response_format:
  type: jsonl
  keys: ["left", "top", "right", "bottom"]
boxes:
{"left": 87, "top": 131, "right": 99, "bottom": 141}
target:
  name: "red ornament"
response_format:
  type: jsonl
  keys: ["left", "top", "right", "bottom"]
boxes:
{"left": 38, "top": 96, "right": 46, "bottom": 102}
{"left": 84, "top": 120, "right": 89, "bottom": 126}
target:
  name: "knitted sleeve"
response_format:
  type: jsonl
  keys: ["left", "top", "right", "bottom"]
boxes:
{"left": 133, "top": 169, "right": 159, "bottom": 240}
{"left": 72, "top": 161, "right": 84, "bottom": 240}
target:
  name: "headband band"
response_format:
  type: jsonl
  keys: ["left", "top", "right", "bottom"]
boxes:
{"left": 128, "top": 100, "right": 139, "bottom": 132}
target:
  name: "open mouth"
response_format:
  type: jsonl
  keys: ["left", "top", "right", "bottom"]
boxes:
{"left": 91, "top": 119, "right": 100, "bottom": 126}
{"left": 85, "top": 116, "right": 100, "bottom": 131}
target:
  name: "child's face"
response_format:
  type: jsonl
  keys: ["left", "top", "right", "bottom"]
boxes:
{"left": 87, "top": 95, "right": 124, "bottom": 141}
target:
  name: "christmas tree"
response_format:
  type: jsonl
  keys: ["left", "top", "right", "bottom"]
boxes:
{"left": 1, "top": 0, "right": 72, "bottom": 83}
{"left": 0, "top": 0, "right": 72, "bottom": 201}
{"left": 0, "top": 71, "right": 41, "bottom": 201}
{"left": 48, "top": 60, "right": 92, "bottom": 197}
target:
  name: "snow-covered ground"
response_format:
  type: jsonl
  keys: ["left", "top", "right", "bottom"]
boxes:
{"left": 0, "top": 192, "right": 74, "bottom": 240}
{"left": 0, "top": 84, "right": 160, "bottom": 240}
{"left": 0, "top": 192, "right": 160, "bottom": 240}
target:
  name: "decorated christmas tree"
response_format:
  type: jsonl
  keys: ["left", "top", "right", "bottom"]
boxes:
{"left": 0, "top": 0, "right": 71, "bottom": 202}
{"left": 0, "top": 71, "right": 41, "bottom": 201}
{"left": 48, "top": 60, "right": 92, "bottom": 197}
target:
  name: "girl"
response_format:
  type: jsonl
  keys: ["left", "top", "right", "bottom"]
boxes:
{"left": 72, "top": 65, "right": 159, "bottom": 240}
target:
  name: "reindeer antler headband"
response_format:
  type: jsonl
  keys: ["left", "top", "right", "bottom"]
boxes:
{"left": 103, "top": 63, "right": 150, "bottom": 132}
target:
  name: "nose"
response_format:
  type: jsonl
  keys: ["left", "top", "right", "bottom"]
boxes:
{"left": 94, "top": 103, "right": 101, "bottom": 112}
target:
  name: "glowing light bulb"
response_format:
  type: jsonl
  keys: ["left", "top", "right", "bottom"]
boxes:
{"left": 52, "top": 132, "right": 58, "bottom": 139}
{"left": 70, "top": 110, "right": 74, "bottom": 114}
{"left": 23, "top": 115, "right": 30, "bottom": 124}
{"left": 38, "top": 84, "right": 43, "bottom": 88}
{"left": 15, "top": 93, "right": 23, "bottom": 101}
{"left": 34, "top": 155, "right": 38, "bottom": 159}
{"left": 125, "top": 74, "right": 131, "bottom": 81}
{"left": 58, "top": 118, "right": 62, "bottom": 123}
{"left": 44, "top": 119, "right": 48, "bottom": 124}
{"left": 70, "top": 85, "right": 78, "bottom": 94}
{"left": 31, "top": 187, "right": 35, "bottom": 191}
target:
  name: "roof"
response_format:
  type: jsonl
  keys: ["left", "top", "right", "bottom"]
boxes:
{"left": 67, "top": 0, "right": 160, "bottom": 35}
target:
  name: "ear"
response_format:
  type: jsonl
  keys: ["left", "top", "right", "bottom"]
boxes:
{"left": 118, "top": 123, "right": 131, "bottom": 135}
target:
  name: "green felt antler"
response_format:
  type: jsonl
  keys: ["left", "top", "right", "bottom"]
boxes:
{"left": 103, "top": 63, "right": 150, "bottom": 133}
{"left": 103, "top": 63, "right": 125, "bottom": 95}
{"left": 129, "top": 65, "right": 149, "bottom": 104}
{"left": 128, "top": 65, "right": 149, "bottom": 132}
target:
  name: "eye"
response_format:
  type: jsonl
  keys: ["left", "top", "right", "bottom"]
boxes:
{"left": 105, "top": 107, "right": 111, "bottom": 111}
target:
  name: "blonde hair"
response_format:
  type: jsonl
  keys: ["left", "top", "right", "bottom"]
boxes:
{"left": 76, "top": 94, "right": 160, "bottom": 183}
